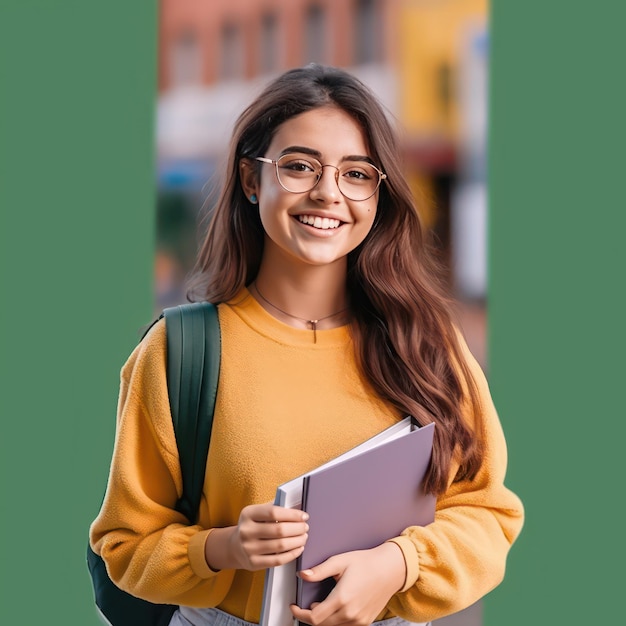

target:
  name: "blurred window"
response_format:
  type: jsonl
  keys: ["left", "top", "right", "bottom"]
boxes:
{"left": 260, "top": 13, "right": 279, "bottom": 74}
{"left": 437, "top": 62, "right": 453, "bottom": 125}
{"left": 354, "top": 0, "right": 381, "bottom": 64}
{"left": 305, "top": 4, "right": 326, "bottom": 64}
{"left": 220, "top": 23, "right": 244, "bottom": 80}
{"left": 171, "top": 30, "right": 202, "bottom": 87}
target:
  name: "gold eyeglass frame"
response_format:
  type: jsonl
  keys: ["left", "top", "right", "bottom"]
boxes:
{"left": 255, "top": 154, "right": 387, "bottom": 201}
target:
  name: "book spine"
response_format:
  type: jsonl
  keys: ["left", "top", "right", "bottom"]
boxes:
{"left": 296, "top": 475, "right": 310, "bottom": 571}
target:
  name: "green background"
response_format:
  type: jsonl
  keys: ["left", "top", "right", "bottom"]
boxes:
{"left": 487, "top": 1, "right": 625, "bottom": 624}
{"left": 0, "top": 1, "right": 623, "bottom": 624}
{"left": 485, "top": 0, "right": 626, "bottom": 626}
{"left": 0, "top": 2, "right": 157, "bottom": 623}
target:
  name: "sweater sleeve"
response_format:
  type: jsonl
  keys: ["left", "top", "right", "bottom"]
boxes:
{"left": 89, "top": 320, "right": 235, "bottom": 607}
{"left": 386, "top": 336, "right": 524, "bottom": 623}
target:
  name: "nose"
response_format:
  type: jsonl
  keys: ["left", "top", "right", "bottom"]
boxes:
{"left": 310, "top": 165, "right": 341, "bottom": 203}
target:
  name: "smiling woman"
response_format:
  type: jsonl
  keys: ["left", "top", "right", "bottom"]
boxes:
{"left": 89, "top": 65, "right": 523, "bottom": 626}
{"left": 239, "top": 106, "right": 379, "bottom": 278}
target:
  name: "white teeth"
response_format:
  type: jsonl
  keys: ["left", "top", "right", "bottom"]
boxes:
{"left": 298, "top": 215, "right": 341, "bottom": 230}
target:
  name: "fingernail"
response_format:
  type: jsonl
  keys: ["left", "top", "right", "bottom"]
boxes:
{"left": 301, "top": 569, "right": 313, "bottom": 576}
{"left": 302, "top": 512, "right": 309, "bottom": 521}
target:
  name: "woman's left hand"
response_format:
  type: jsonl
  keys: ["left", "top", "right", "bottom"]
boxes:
{"left": 290, "top": 542, "right": 406, "bottom": 626}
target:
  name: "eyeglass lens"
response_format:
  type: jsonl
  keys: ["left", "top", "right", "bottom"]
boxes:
{"left": 275, "top": 153, "right": 382, "bottom": 201}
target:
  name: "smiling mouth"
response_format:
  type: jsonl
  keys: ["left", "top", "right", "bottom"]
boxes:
{"left": 297, "top": 215, "right": 342, "bottom": 230}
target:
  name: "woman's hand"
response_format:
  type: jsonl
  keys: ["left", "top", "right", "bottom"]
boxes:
{"left": 205, "top": 503, "right": 309, "bottom": 571}
{"left": 290, "top": 542, "right": 406, "bottom": 626}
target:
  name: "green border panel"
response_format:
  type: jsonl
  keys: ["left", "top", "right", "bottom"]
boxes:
{"left": 486, "top": 2, "right": 625, "bottom": 625}
{"left": 0, "top": 2, "right": 157, "bottom": 623}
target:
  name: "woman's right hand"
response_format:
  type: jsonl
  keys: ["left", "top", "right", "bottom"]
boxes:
{"left": 205, "top": 503, "right": 309, "bottom": 571}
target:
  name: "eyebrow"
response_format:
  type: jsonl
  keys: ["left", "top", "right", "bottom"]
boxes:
{"left": 279, "top": 145, "right": 374, "bottom": 165}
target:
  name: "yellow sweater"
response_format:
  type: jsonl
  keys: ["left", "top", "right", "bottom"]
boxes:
{"left": 90, "top": 289, "right": 523, "bottom": 623}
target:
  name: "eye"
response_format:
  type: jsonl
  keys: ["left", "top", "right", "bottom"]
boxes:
{"left": 342, "top": 163, "right": 376, "bottom": 181}
{"left": 278, "top": 156, "right": 319, "bottom": 174}
{"left": 345, "top": 170, "right": 368, "bottom": 180}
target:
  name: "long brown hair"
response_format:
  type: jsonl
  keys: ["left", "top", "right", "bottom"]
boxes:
{"left": 189, "top": 65, "right": 483, "bottom": 495}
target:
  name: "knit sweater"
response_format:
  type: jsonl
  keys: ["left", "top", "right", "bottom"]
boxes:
{"left": 90, "top": 289, "right": 524, "bottom": 623}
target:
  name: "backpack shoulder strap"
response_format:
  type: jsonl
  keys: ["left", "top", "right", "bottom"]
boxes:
{"left": 163, "top": 302, "right": 221, "bottom": 524}
{"left": 86, "top": 303, "right": 220, "bottom": 626}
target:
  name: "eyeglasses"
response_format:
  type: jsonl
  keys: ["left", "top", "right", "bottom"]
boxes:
{"left": 255, "top": 152, "right": 387, "bottom": 201}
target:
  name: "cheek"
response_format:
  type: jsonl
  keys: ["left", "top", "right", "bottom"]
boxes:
{"left": 360, "top": 203, "right": 378, "bottom": 230}
{"left": 258, "top": 180, "right": 283, "bottom": 209}
{"left": 258, "top": 167, "right": 280, "bottom": 199}
{"left": 257, "top": 195, "right": 289, "bottom": 238}
{"left": 348, "top": 208, "right": 377, "bottom": 251}
{"left": 257, "top": 206, "right": 274, "bottom": 235}
{"left": 360, "top": 203, "right": 379, "bottom": 239}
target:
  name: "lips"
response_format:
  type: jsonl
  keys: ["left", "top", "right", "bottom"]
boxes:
{"left": 297, "top": 215, "right": 342, "bottom": 230}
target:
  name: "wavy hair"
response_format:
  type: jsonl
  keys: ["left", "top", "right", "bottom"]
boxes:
{"left": 188, "top": 65, "right": 483, "bottom": 495}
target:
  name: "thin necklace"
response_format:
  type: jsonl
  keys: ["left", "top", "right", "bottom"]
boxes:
{"left": 253, "top": 283, "right": 348, "bottom": 344}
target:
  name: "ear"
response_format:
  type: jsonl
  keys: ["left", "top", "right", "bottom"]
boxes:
{"left": 239, "top": 158, "right": 259, "bottom": 202}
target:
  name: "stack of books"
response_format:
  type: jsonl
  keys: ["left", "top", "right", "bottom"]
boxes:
{"left": 260, "top": 417, "right": 436, "bottom": 626}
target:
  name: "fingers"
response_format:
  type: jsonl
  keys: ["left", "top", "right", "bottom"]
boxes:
{"left": 291, "top": 557, "right": 345, "bottom": 624}
{"left": 239, "top": 519, "right": 309, "bottom": 543}
{"left": 239, "top": 531, "right": 308, "bottom": 560}
{"left": 233, "top": 503, "right": 310, "bottom": 570}
{"left": 239, "top": 504, "right": 309, "bottom": 542}
{"left": 291, "top": 592, "right": 364, "bottom": 626}
{"left": 290, "top": 601, "right": 323, "bottom": 625}
{"left": 298, "top": 554, "right": 343, "bottom": 582}
{"left": 292, "top": 546, "right": 407, "bottom": 625}
{"left": 243, "top": 502, "right": 309, "bottom": 524}
{"left": 291, "top": 602, "right": 336, "bottom": 626}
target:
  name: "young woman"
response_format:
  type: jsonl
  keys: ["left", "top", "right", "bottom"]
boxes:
{"left": 90, "top": 65, "right": 524, "bottom": 626}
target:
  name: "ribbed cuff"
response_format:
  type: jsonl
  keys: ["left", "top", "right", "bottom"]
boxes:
{"left": 188, "top": 529, "right": 220, "bottom": 578}
{"left": 386, "top": 536, "right": 419, "bottom": 592}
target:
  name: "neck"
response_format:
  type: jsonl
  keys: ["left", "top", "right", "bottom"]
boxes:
{"left": 251, "top": 268, "right": 349, "bottom": 335}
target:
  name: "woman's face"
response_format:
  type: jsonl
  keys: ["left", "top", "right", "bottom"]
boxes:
{"left": 245, "top": 106, "right": 379, "bottom": 274}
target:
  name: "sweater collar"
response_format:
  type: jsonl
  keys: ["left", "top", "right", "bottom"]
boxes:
{"left": 225, "top": 288, "right": 351, "bottom": 348}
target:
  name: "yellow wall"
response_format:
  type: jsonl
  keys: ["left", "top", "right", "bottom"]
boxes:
{"left": 399, "top": 0, "right": 488, "bottom": 142}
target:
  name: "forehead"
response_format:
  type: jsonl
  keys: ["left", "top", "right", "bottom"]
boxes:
{"left": 267, "top": 106, "right": 370, "bottom": 158}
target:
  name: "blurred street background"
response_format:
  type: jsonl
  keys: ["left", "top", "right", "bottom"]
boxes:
{"left": 154, "top": 0, "right": 489, "bottom": 380}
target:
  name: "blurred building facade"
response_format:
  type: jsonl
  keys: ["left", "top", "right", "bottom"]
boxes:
{"left": 155, "top": 0, "right": 488, "bottom": 365}
{"left": 158, "top": 0, "right": 396, "bottom": 89}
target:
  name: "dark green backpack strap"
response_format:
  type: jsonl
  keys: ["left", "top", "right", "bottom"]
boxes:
{"left": 86, "top": 302, "right": 220, "bottom": 626}
{"left": 163, "top": 302, "right": 221, "bottom": 524}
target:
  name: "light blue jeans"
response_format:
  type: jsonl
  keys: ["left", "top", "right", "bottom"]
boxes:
{"left": 169, "top": 606, "right": 430, "bottom": 626}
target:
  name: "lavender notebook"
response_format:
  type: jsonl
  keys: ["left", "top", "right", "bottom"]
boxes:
{"left": 296, "top": 419, "right": 436, "bottom": 609}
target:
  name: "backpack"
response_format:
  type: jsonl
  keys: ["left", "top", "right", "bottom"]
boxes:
{"left": 86, "top": 302, "right": 221, "bottom": 626}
